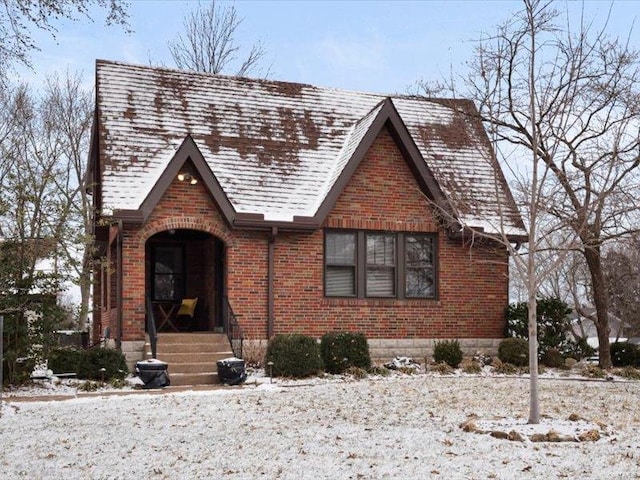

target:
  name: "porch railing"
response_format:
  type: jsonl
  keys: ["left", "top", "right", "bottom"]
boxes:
{"left": 222, "top": 296, "right": 243, "bottom": 358}
{"left": 145, "top": 296, "right": 158, "bottom": 359}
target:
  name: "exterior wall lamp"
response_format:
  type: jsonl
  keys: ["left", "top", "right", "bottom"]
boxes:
{"left": 177, "top": 172, "right": 198, "bottom": 185}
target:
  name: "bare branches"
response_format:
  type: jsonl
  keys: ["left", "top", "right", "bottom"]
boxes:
{"left": 465, "top": 0, "right": 640, "bottom": 369}
{"left": 168, "top": 1, "right": 267, "bottom": 77}
{"left": 0, "top": 71, "right": 94, "bottom": 328}
{"left": 0, "top": 0, "right": 130, "bottom": 77}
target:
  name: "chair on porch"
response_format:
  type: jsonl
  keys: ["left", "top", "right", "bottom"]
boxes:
{"left": 176, "top": 297, "right": 198, "bottom": 331}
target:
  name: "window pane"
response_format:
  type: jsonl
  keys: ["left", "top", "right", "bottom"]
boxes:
{"left": 366, "top": 267, "right": 395, "bottom": 297}
{"left": 155, "top": 247, "right": 183, "bottom": 274}
{"left": 155, "top": 274, "right": 182, "bottom": 301}
{"left": 366, "top": 234, "right": 395, "bottom": 266}
{"left": 153, "top": 246, "right": 184, "bottom": 301}
{"left": 326, "top": 266, "right": 356, "bottom": 296}
{"left": 326, "top": 232, "right": 356, "bottom": 264}
{"left": 405, "top": 235, "right": 435, "bottom": 298}
{"left": 406, "top": 268, "right": 434, "bottom": 298}
{"left": 406, "top": 235, "right": 433, "bottom": 267}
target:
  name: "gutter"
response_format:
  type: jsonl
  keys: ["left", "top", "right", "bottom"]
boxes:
{"left": 267, "top": 227, "right": 277, "bottom": 338}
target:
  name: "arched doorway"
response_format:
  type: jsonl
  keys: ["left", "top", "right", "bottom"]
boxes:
{"left": 145, "top": 229, "right": 225, "bottom": 332}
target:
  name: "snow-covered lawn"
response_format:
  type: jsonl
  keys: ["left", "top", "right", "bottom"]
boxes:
{"left": 1, "top": 375, "right": 639, "bottom": 479}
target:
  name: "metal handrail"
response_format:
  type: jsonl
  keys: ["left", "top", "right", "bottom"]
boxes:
{"left": 223, "top": 296, "right": 243, "bottom": 358}
{"left": 145, "top": 296, "right": 158, "bottom": 359}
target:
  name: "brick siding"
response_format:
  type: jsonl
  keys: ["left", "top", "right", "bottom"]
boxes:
{"left": 108, "top": 126, "right": 508, "bottom": 343}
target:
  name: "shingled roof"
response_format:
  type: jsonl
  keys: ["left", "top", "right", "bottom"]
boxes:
{"left": 91, "top": 60, "right": 525, "bottom": 237}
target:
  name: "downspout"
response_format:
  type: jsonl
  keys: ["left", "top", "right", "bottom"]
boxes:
{"left": 116, "top": 220, "right": 123, "bottom": 350}
{"left": 267, "top": 227, "right": 277, "bottom": 338}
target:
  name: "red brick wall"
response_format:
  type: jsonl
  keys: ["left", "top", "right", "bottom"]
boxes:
{"left": 114, "top": 126, "right": 508, "bottom": 343}
{"left": 267, "top": 126, "right": 509, "bottom": 339}
{"left": 118, "top": 167, "right": 235, "bottom": 342}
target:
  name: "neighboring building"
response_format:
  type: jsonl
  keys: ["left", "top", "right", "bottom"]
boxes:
{"left": 87, "top": 60, "right": 526, "bottom": 369}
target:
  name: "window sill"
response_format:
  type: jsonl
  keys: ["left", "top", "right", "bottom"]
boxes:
{"left": 321, "top": 297, "right": 440, "bottom": 307}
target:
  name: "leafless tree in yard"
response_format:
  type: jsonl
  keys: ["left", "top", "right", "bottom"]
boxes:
{"left": 168, "top": 1, "right": 268, "bottom": 76}
{"left": 0, "top": 0, "right": 129, "bottom": 78}
{"left": 602, "top": 234, "right": 640, "bottom": 337}
{"left": 42, "top": 71, "right": 94, "bottom": 329}
{"left": 466, "top": 0, "right": 640, "bottom": 371}
{"left": 0, "top": 72, "right": 94, "bottom": 329}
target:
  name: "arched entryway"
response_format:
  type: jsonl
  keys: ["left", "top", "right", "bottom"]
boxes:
{"left": 146, "top": 229, "right": 225, "bottom": 332}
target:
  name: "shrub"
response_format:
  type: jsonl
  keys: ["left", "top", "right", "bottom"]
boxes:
{"left": 345, "top": 366, "right": 368, "bottom": 379}
{"left": 429, "top": 362, "right": 454, "bottom": 375}
{"left": 541, "top": 348, "right": 564, "bottom": 368}
{"left": 368, "top": 365, "right": 390, "bottom": 376}
{"left": 491, "top": 359, "right": 518, "bottom": 375}
{"left": 498, "top": 338, "right": 529, "bottom": 366}
{"left": 610, "top": 342, "right": 639, "bottom": 367}
{"left": 563, "top": 337, "right": 596, "bottom": 361}
{"left": 265, "top": 334, "right": 323, "bottom": 378}
{"left": 505, "top": 297, "right": 572, "bottom": 356}
{"left": 461, "top": 361, "right": 482, "bottom": 374}
{"left": 48, "top": 348, "right": 84, "bottom": 375}
{"left": 47, "top": 347, "right": 128, "bottom": 381}
{"left": 617, "top": 366, "right": 640, "bottom": 380}
{"left": 320, "top": 332, "right": 371, "bottom": 374}
{"left": 242, "top": 337, "right": 267, "bottom": 368}
{"left": 581, "top": 365, "right": 605, "bottom": 379}
{"left": 433, "top": 340, "right": 463, "bottom": 368}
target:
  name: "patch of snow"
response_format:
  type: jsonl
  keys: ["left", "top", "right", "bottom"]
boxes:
{"left": 2, "top": 374, "right": 639, "bottom": 478}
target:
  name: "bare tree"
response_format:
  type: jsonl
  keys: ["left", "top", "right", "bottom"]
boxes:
{"left": 42, "top": 71, "right": 94, "bottom": 329}
{"left": 168, "top": 1, "right": 267, "bottom": 76}
{"left": 466, "top": 0, "right": 640, "bottom": 369}
{"left": 602, "top": 234, "right": 640, "bottom": 336}
{"left": 0, "top": 0, "right": 129, "bottom": 76}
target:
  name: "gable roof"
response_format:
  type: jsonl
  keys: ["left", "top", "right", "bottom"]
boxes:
{"left": 92, "top": 60, "right": 525, "bottom": 237}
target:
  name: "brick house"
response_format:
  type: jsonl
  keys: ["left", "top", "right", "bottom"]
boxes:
{"left": 87, "top": 60, "right": 525, "bottom": 372}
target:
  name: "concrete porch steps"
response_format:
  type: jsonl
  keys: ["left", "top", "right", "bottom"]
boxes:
{"left": 155, "top": 332, "right": 233, "bottom": 386}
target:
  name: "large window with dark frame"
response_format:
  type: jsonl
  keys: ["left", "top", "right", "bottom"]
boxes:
{"left": 324, "top": 230, "right": 437, "bottom": 299}
{"left": 325, "top": 232, "right": 357, "bottom": 297}
{"left": 152, "top": 245, "right": 185, "bottom": 301}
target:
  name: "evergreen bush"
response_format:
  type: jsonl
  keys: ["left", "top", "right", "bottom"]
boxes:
{"left": 505, "top": 297, "right": 572, "bottom": 356}
{"left": 433, "top": 340, "right": 463, "bottom": 368}
{"left": 541, "top": 348, "right": 564, "bottom": 368}
{"left": 47, "top": 347, "right": 128, "bottom": 381}
{"left": 498, "top": 338, "right": 529, "bottom": 366}
{"left": 320, "top": 331, "right": 371, "bottom": 374}
{"left": 610, "top": 342, "right": 639, "bottom": 367}
{"left": 265, "top": 334, "right": 323, "bottom": 378}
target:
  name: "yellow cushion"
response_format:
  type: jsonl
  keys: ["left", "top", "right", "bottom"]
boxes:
{"left": 177, "top": 298, "right": 197, "bottom": 317}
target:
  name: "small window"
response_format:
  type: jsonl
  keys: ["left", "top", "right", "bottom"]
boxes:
{"left": 405, "top": 234, "right": 435, "bottom": 298}
{"left": 152, "top": 245, "right": 185, "bottom": 301}
{"left": 325, "top": 232, "right": 356, "bottom": 296}
{"left": 366, "top": 233, "right": 396, "bottom": 297}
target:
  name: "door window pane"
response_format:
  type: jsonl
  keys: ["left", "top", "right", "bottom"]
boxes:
{"left": 153, "top": 246, "right": 184, "bottom": 301}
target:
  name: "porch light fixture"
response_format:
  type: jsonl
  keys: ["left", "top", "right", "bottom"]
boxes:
{"left": 177, "top": 172, "right": 198, "bottom": 185}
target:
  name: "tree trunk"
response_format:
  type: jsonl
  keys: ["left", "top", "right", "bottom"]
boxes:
{"left": 528, "top": 294, "right": 540, "bottom": 423}
{"left": 583, "top": 247, "right": 612, "bottom": 368}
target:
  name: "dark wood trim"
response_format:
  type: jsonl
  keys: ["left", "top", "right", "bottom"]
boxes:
{"left": 267, "top": 227, "right": 277, "bottom": 338}
{"left": 324, "top": 228, "right": 438, "bottom": 301}
{"left": 312, "top": 99, "right": 460, "bottom": 234}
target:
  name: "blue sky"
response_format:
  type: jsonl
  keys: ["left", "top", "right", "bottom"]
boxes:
{"left": 14, "top": 0, "right": 640, "bottom": 94}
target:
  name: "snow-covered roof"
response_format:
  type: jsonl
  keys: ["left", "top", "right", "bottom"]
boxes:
{"left": 93, "top": 60, "right": 525, "bottom": 236}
